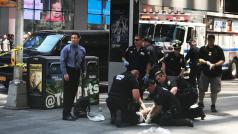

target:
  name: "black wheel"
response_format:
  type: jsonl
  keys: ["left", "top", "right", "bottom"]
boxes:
{"left": 229, "top": 61, "right": 237, "bottom": 79}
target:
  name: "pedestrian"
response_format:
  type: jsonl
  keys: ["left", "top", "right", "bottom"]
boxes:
{"left": 162, "top": 40, "right": 186, "bottom": 83}
{"left": 60, "top": 32, "right": 86, "bottom": 121}
{"left": 106, "top": 70, "right": 146, "bottom": 127}
{"left": 122, "top": 35, "right": 151, "bottom": 97}
{"left": 185, "top": 39, "right": 200, "bottom": 88}
{"left": 198, "top": 34, "right": 225, "bottom": 112}
{"left": 2, "top": 34, "right": 10, "bottom": 52}
{"left": 9, "top": 34, "right": 14, "bottom": 49}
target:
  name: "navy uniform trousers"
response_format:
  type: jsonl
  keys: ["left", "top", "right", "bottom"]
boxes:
{"left": 63, "top": 66, "right": 81, "bottom": 117}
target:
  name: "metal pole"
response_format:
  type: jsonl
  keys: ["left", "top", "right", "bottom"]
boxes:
{"left": 129, "top": 0, "right": 134, "bottom": 47}
{"left": 14, "top": 0, "right": 23, "bottom": 80}
{"left": 6, "top": 0, "right": 28, "bottom": 109}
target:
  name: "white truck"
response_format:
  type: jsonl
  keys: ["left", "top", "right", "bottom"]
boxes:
{"left": 139, "top": 10, "right": 238, "bottom": 78}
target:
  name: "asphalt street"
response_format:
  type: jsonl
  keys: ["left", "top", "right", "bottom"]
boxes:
{"left": 0, "top": 79, "right": 238, "bottom": 134}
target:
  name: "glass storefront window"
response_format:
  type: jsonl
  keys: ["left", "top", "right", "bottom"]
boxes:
{"left": 23, "top": 0, "right": 74, "bottom": 33}
{"left": 88, "top": 14, "right": 101, "bottom": 24}
{"left": 88, "top": 0, "right": 110, "bottom": 29}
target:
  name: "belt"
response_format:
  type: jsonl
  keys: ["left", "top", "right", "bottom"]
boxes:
{"left": 66, "top": 66, "right": 80, "bottom": 71}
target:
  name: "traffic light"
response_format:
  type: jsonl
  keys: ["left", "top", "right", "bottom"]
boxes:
{"left": 0, "top": 0, "right": 16, "bottom": 7}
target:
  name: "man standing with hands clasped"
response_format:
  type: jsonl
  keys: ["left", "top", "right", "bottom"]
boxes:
{"left": 60, "top": 32, "right": 86, "bottom": 121}
{"left": 198, "top": 35, "right": 225, "bottom": 112}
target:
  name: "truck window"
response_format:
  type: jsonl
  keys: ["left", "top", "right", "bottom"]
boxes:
{"left": 154, "top": 24, "right": 176, "bottom": 42}
{"left": 175, "top": 26, "right": 185, "bottom": 43}
{"left": 186, "top": 27, "right": 193, "bottom": 42}
{"left": 139, "top": 24, "right": 155, "bottom": 38}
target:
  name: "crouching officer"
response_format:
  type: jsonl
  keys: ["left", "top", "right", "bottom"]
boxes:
{"left": 144, "top": 79, "right": 194, "bottom": 127}
{"left": 154, "top": 70, "right": 205, "bottom": 120}
{"left": 106, "top": 70, "right": 146, "bottom": 127}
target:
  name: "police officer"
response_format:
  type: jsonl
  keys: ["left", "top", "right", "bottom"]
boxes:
{"left": 106, "top": 70, "right": 146, "bottom": 127}
{"left": 144, "top": 79, "right": 194, "bottom": 127}
{"left": 122, "top": 35, "right": 151, "bottom": 97}
{"left": 162, "top": 41, "right": 186, "bottom": 83}
{"left": 60, "top": 32, "right": 86, "bottom": 121}
{"left": 185, "top": 39, "right": 200, "bottom": 88}
{"left": 151, "top": 71, "right": 205, "bottom": 120}
{"left": 143, "top": 37, "right": 164, "bottom": 79}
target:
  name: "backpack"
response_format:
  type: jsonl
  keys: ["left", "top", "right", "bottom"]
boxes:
{"left": 73, "top": 96, "right": 90, "bottom": 118}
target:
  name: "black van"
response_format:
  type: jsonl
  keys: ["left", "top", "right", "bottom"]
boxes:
{"left": 0, "top": 30, "right": 109, "bottom": 90}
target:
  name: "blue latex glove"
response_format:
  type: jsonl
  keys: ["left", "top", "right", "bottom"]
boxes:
{"left": 143, "top": 74, "right": 149, "bottom": 83}
{"left": 123, "top": 60, "right": 129, "bottom": 67}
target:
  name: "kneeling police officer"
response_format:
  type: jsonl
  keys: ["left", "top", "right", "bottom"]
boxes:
{"left": 106, "top": 70, "right": 146, "bottom": 127}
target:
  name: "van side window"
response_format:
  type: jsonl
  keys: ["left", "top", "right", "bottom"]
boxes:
{"left": 175, "top": 26, "right": 185, "bottom": 43}
{"left": 186, "top": 27, "right": 193, "bottom": 42}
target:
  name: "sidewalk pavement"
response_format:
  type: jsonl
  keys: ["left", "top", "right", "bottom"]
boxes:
{"left": 1, "top": 91, "right": 238, "bottom": 134}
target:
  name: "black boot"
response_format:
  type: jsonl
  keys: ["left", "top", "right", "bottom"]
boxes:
{"left": 200, "top": 109, "right": 206, "bottom": 120}
{"left": 110, "top": 112, "right": 116, "bottom": 124}
{"left": 160, "top": 118, "right": 194, "bottom": 127}
{"left": 198, "top": 102, "right": 204, "bottom": 108}
{"left": 211, "top": 104, "right": 217, "bottom": 112}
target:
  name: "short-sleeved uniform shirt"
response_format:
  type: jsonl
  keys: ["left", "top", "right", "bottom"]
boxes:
{"left": 199, "top": 45, "right": 225, "bottom": 77}
{"left": 185, "top": 46, "right": 200, "bottom": 68}
{"left": 108, "top": 71, "right": 140, "bottom": 104}
{"left": 164, "top": 52, "right": 186, "bottom": 76}
{"left": 124, "top": 46, "right": 150, "bottom": 75}
{"left": 151, "top": 85, "right": 180, "bottom": 112}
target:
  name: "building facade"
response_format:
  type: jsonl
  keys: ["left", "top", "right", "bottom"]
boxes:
{"left": 0, "top": 0, "right": 110, "bottom": 35}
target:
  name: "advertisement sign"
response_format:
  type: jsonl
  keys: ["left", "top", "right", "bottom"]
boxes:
{"left": 110, "top": 0, "right": 129, "bottom": 62}
{"left": 214, "top": 18, "right": 227, "bottom": 32}
{"left": 232, "top": 21, "right": 238, "bottom": 32}
{"left": 29, "top": 64, "right": 42, "bottom": 95}
{"left": 45, "top": 74, "right": 63, "bottom": 109}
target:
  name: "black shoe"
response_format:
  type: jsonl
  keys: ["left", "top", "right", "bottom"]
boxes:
{"left": 200, "top": 110, "right": 206, "bottom": 120}
{"left": 115, "top": 110, "right": 122, "bottom": 127}
{"left": 70, "top": 114, "right": 78, "bottom": 120}
{"left": 198, "top": 102, "right": 204, "bottom": 108}
{"left": 211, "top": 105, "right": 217, "bottom": 112}
{"left": 110, "top": 112, "right": 116, "bottom": 124}
{"left": 63, "top": 115, "right": 76, "bottom": 121}
{"left": 185, "top": 119, "right": 194, "bottom": 127}
{"left": 116, "top": 122, "right": 131, "bottom": 128}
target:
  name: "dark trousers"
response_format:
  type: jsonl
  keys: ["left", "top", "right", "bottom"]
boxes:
{"left": 63, "top": 67, "right": 81, "bottom": 117}
{"left": 189, "top": 66, "right": 200, "bottom": 88}
{"left": 106, "top": 98, "right": 139, "bottom": 125}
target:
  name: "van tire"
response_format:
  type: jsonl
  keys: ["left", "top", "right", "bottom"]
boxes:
{"left": 228, "top": 60, "right": 237, "bottom": 79}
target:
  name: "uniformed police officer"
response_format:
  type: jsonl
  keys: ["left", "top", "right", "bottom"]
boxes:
{"left": 122, "top": 35, "right": 151, "bottom": 97}
{"left": 185, "top": 39, "right": 200, "bottom": 88}
{"left": 106, "top": 70, "right": 146, "bottom": 127}
{"left": 143, "top": 37, "right": 164, "bottom": 79}
{"left": 162, "top": 41, "right": 186, "bottom": 83}
{"left": 143, "top": 79, "right": 194, "bottom": 127}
